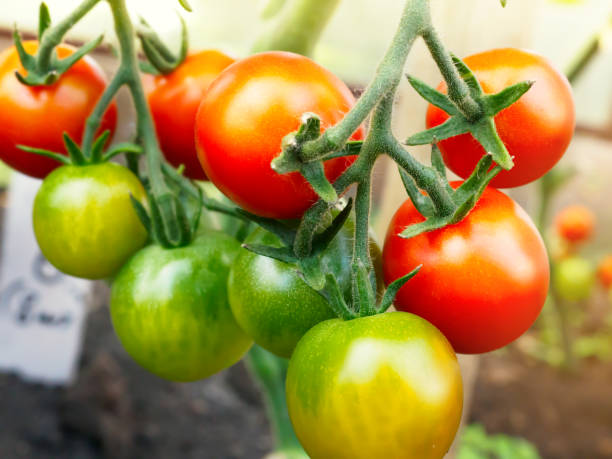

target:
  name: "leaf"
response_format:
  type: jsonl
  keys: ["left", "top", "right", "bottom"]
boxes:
{"left": 378, "top": 265, "right": 421, "bottom": 313}
{"left": 38, "top": 3, "right": 51, "bottom": 40}
{"left": 406, "top": 116, "right": 470, "bottom": 145}
{"left": 407, "top": 74, "right": 458, "bottom": 115}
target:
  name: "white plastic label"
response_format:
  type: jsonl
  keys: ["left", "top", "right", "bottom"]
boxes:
{"left": 0, "top": 173, "right": 90, "bottom": 385}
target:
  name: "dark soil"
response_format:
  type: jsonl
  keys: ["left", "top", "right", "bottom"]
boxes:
{"left": 470, "top": 348, "right": 612, "bottom": 459}
{"left": 0, "top": 283, "right": 272, "bottom": 459}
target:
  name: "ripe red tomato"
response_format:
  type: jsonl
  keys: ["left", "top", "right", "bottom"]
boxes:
{"left": 383, "top": 183, "right": 550, "bottom": 354}
{"left": 195, "top": 51, "right": 362, "bottom": 219}
{"left": 144, "top": 50, "right": 234, "bottom": 180}
{"left": 0, "top": 41, "right": 117, "bottom": 179}
{"left": 597, "top": 255, "right": 612, "bottom": 289}
{"left": 554, "top": 204, "right": 595, "bottom": 244}
{"left": 426, "top": 48, "right": 575, "bottom": 188}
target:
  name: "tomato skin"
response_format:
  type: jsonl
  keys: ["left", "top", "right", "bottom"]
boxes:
{"left": 33, "top": 162, "right": 147, "bottom": 280}
{"left": 553, "top": 257, "right": 595, "bottom": 302}
{"left": 286, "top": 312, "right": 463, "bottom": 459}
{"left": 426, "top": 48, "right": 575, "bottom": 188}
{"left": 228, "top": 223, "right": 382, "bottom": 358}
{"left": 383, "top": 183, "right": 550, "bottom": 354}
{"left": 597, "top": 255, "right": 612, "bottom": 289}
{"left": 110, "top": 231, "right": 253, "bottom": 382}
{"left": 0, "top": 41, "right": 117, "bottom": 179}
{"left": 144, "top": 50, "right": 234, "bottom": 180}
{"left": 195, "top": 51, "right": 362, "bottom": 219}
{"left": 554, "top": 205, "right": 595, "bottom": 244}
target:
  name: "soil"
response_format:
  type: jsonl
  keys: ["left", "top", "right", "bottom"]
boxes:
{"left": 470, "top": 347, "right": 612, "bottom": 459}
{"left": 0, "top": 283, "right": 273, "bottom": 459}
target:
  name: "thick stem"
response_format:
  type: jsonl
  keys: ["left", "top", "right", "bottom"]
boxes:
{"left": 420, "top": 26, "right": 482, "bottom": 121}
{"left": 252, "top": 0, "right": 342, "bottom": 58}
{"left": 299, "top": 0, "right": 429, "bottom": 161}
{"left": 36, "top": 0, "right": 102, "bottom": 71}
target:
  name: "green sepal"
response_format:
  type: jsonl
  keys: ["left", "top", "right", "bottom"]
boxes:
{"left": 54, "top": 34, "right": 104, "bottom": 74}
{"left": 378, "top": 265, "right": 421, "bottom": 313}
{"left": 90, "top": 130, "right": 111, "bottom": 163}
{"left": 482, "top": 80, "right": 534, "bottom": 116}
{"left": 297, "top": 256, "right": 326, "bottom": 291}
{"left": 323, "top": 140, "right": 363, "bottom": 160}
{"left": 311, "top": 198, "right": 352, "bottom": 256}
{"left": 430, "top": 144, "right": 448, "bottom": 179}
{"left": 139, "top": 60, "right": 160, "bottom": 75}
{"left": 101, "top": 142, "right": 143, "bottom": 162}
{"left": 300, "top": 160, "right": 338, "bottom": 203}
{"left": 16, "top": 145, "right": 71, "bottom": 165}
{"left": 234, "top": 209, "right": 296, "bottom": 247}
{"left": 63, "top": 133, "right": 86, "bottom": 165}
{"left": 399, "top": 215, "right": 449, "bottom": 239}
{"left": 130, "top": 194, "right": 152, "bottom": 236}
{"left": 398, "top": 167, "right": 435, "bottom": 217}
{"left": 242, "top": 244, "right": 297, "bottom": 264}
{"left": 318, "top": 274, "right": 357, "bottom": 320}
{"left": 138, "top": 14, "right": 188, "bottom": 75}
{"left": 405, "top": 116, "right": 470, "bottom": 145}
{"left": 450, "top": 53, "right": 483, "bottom": 98}
{"left": 189, "top": 186, "right": 204, "bottom": 236}
{"left": 453, "top": 154, "right": 493, "bottom": 203}
{"left": 406, "top": 74, "right": 458, "bottom": 115}
{"left": 38, "top": 3, "right": 52, "bottom": 41}
{"left": 272, "top": 113, "right": 321, "bottom": 174}
{"left": 470, "top": 117, "right": 513, "bottom": 170}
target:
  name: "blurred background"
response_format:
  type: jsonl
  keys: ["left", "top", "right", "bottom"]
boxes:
{"left": 0, "top": 0, "right": 611, "bottom": 458}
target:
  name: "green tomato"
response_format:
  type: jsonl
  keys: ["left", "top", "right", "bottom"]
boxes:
{"left": 553, "top": 257, "right": 595, "bottom": 302}
{"left": 227, "top": 224, "right": 382, "bottom": 358}
{"left": 110, "top": 231, "right": 252, "bottom": 382}
{"left": 286, "top": 312, "right": 463, "bottom": 459}
{"left": 33, "top": 162, "right": 147, "bottom": 279}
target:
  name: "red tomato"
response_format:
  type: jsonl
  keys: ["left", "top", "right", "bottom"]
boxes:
{"left": 382, "top": 183, "right": 550, "bottom": 354}
{"left": 0, "top": 41, "right": 117, "bottom": 179}
{"left": 195, "top": 51, "right": 362, "bottom": 219}
{"left": 554, "top": 204, "right": 595, "bottom": 244}
{"left": 144, "top": 50, "right": 234, "bottom": 180}
{"left": 426, "top": 48, "right": 575, "bottom": 188}
{"left": 597, "top": 255, "right": 612, "bottom": 289}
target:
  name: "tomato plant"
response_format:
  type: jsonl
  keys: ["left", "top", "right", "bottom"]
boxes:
{"left": 110, "top": 231, "right": 252, "bottom": 382}
{"left": 383, "top": 183, "right": 550, "bottom": 354}
{"left": 0, "top": 41, "right": 117, "bottom": 179}
{"left": 195, "top": 51, "right": 362, "bottom": 219}
{"left": 554, "top": 204, "right": 595, "bottom": 244}
{"left": 286, "top": 312, "right": 463, "bottom": 459}
{"left": 33, "top": 162, "right": 148, "bottom": 280}
{"left": 228, "top": 222, "right": 382, "bottom": 358}
{"left": 144, "top": 50, "right": 234, "bottom": 180}
{"left": 426, "top": 48, "right": 575, "bottom": 188}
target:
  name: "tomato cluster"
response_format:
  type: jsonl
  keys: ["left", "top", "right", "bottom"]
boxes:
{"left": 3, "top": 35, "right": 571, "bottom": 458}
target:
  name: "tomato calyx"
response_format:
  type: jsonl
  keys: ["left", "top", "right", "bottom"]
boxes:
{"left": 13, "top": 4, "right": 104, "bottom": 86}
{"left": 405, "top": 54, "right": 533, "bottom": 171}
{"left": 136, "top": 14, "right": 188, "bottom": 75}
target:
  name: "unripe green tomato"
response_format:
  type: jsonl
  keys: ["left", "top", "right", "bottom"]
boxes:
{"left": 286, "top": 312, "right": 463, "bottom": 459}
{"left": 553, "top": 257, "right": 595, "bottom": 302}
{"left": 228, "top": 224, "right": 382, "bottom": 358}
{"left": 110, "top": 231, "right": 252, "bottom": 382}
{"left": 33, "top": 162, "right": 148, "bottom": 279}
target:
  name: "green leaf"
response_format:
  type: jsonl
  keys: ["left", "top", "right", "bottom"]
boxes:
{"left": 38, "top": 3, "right": 51, "bottom": 41}
{"left": 483, "top": 80, "right": 534, "bottom": 116}
{"left": 406, "top": 116, "right": 470, "bottom": 145}
{"left": 378, "top": 265, "right": 421, "bottom": 313}
{"left": 407, "top": 74, "right": 458, "bottom": 115}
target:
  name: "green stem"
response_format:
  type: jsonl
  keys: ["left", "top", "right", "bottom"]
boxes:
{"left": 565, "top": 10, "right": 612, "bottom": 83}
{"left": 252, "top": 0, "right": 342, "bottom": 58}
{"left": 299, "top": 0, "right": 428, "bottom": 162}
{"left": 36, "top": 0, "right": 101, "bottom": 71}
{"left": 420, "top": 26, "right": 482, "bottom": 121}
{"left": 243, "top": 346, "right": 307, "bottom": 458}
{"left": 107, "top": 0, "right": 168, "bottom": 196}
